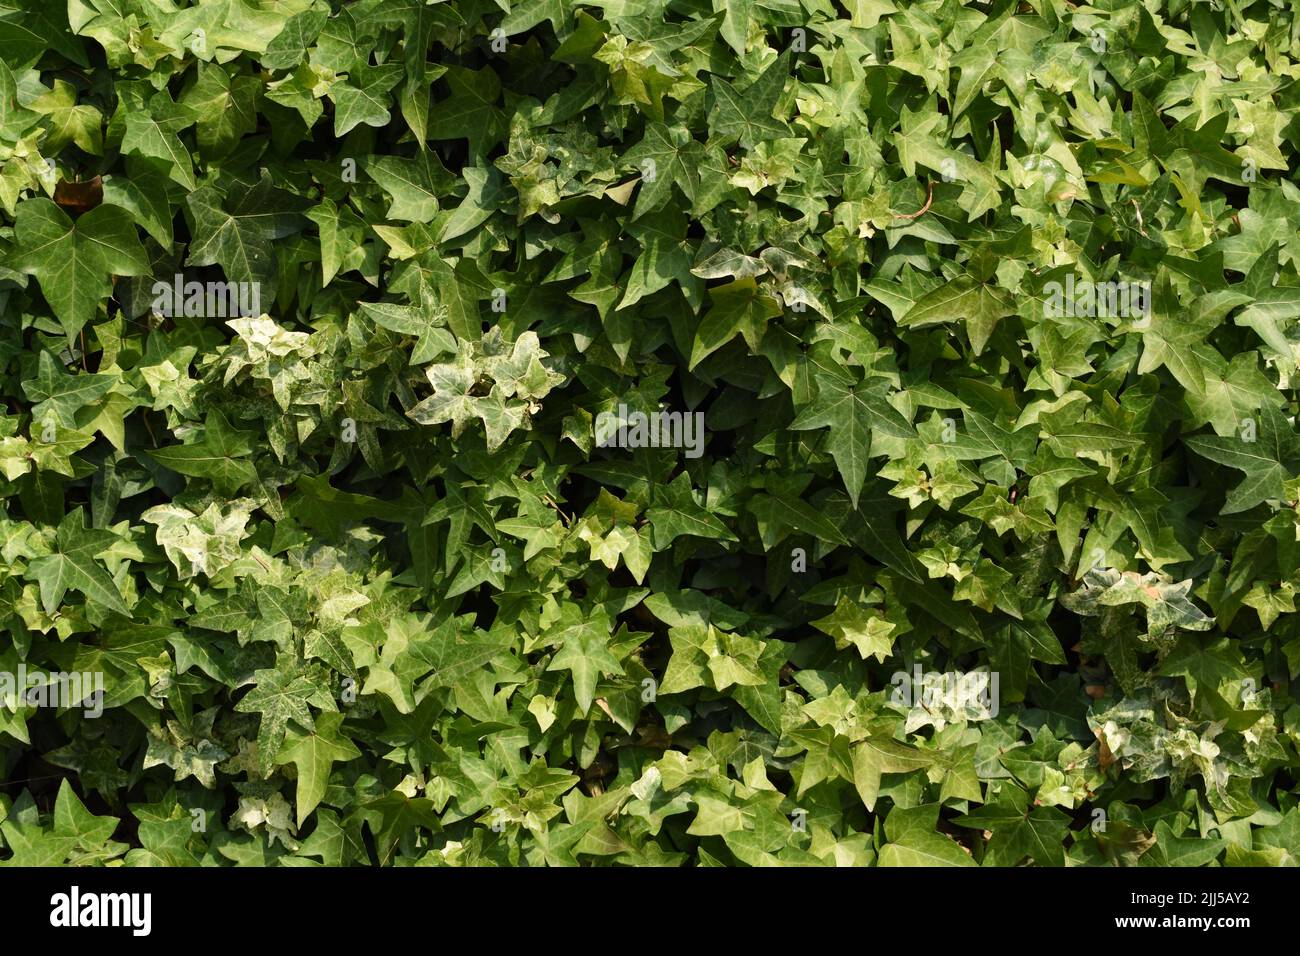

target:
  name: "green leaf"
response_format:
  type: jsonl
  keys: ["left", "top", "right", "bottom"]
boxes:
{"left": 185, "top": 172, "right": 308, "bottom": 286}
{"left": 880, "top": 805, "right": 976, "bottom": 867}
{"left": 331, "top": 64, "right": 402, "bottom": 136}
{"left": 900, "top": 275, "right": 1016, "bottom": 356}
{"left": 25, "top": 509, "right": 130, "bottom": 616}
{"left": 1184, "top": 404, "right": 1300, "bottom": 513}
{"left": 689, "top": 277, "right": 782, "bottom": 369}
{"left": 236, "top": 666, "right": 324, "bottom": 777}
{"left": 546, "top": 618, "right": 624, "bottom": 715}
{"left": 145, "top": 409, "right": 258, "bottom": 493}
{"left": 276, "top": 712, "right": 362, "bottom": 827}
{"left": 648, "top": 473, "right": 738, "bottom": 549}
{"left": 790, "top": 369, "right": 914, "bottom": 507}
{"left": 12, "top": 199, "right": 148, "bottom": 340}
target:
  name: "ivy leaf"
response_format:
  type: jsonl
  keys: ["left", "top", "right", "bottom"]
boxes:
{"left": 689, "top": 278, "right": 783, "bottom": 369}
{"left": 955, "top": 789, "right": 1070, "bottom": 867}
{"left": 185, "top": 172, "right": 309, "bottom": 286}
{"left": 276, "top": 712, "right": 362, "bottom": 827}
{"left": 236, "top": 667, "right": 325, "bottom": 777}
{"left": 331, "top": 63, "right": 402, "bottom": 136}
{"left": 707, "top": 50, "right": 791, "bottom": 147}
{"left": 12, "top": 199, "right": 148, "bottom": 340}
{"left": 1146, "top": 820, "right": 1226, "bottom": 867}
{"left": 790, "top": 369, "right": 915, "bottom": 507}
{"left": 121, "top": 91, "right": 196, "bottom": 190}
{"left": 813, "top": 596, "right": 895, "bottom": 662}
{"left": 879, "top": 804, "right": 976, "bottom": 867}
{"left": 1184, "top": 404, "right": 1300, "bottom": 513}
{"left": 851, "top": 736, "right": 931, "bottom": 811}
{"left": 53, "top": 779, "right": 122, "bottom": 860}
{"left": 21, "top": 350, "right": 117, "bottom": 426}
{"left": 900, "top": 275, "right": 1016, "bottom": 356}
{"left": 181, "top": 62, "right": 259, "bottom": 159}
{"left": 145, "top": 409, "right": 259, "bottom": 494}
{"left": 546, "top": 620, "right": 624, "bottom": 715}
{"left": 32, "top": 79, "right": 102, "bottom": 153}
{"left": 25, "top": 509, "right": 129, "bottom": 616}
{"left": 426, "top": 66, "right": 504, "bottom": 155}
{"left": 622, "top": 123, "right": 701, "bottom": 218}
{"left": 0, "top": 793, "right": 79, "bottom": 866}
{"left": 648, "top": 472, "right": 738, "bottom": 549}
{"left": 364, "top": 152, "right": 451, "bottom": 223}
{"left": 359, "top": 290, "right": 456, "bottom": 365}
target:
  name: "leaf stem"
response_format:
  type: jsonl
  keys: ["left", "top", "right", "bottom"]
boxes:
{"left": 895, "top": 180, "right": 934, "bottom": 221}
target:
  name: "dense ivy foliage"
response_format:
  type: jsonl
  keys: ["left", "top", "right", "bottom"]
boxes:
{"left": 2, "top": 0, "right": 1300, "bottom": 866}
